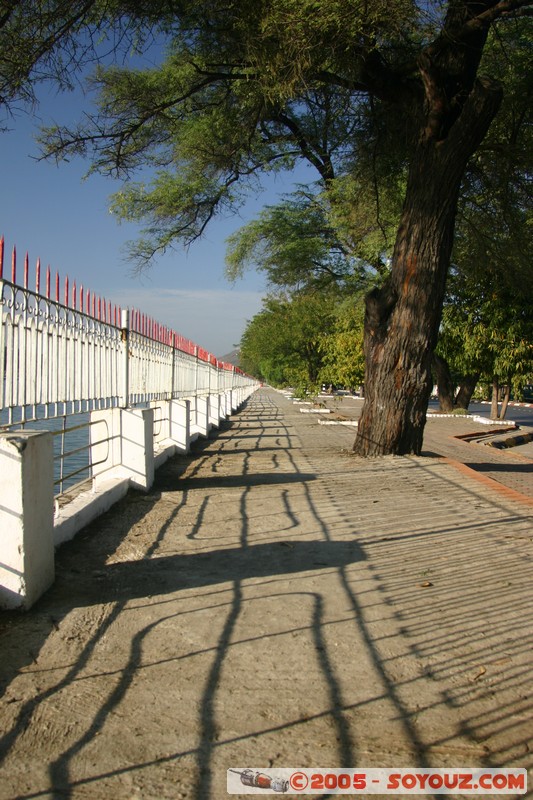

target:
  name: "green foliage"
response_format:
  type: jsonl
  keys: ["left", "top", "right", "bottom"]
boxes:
{"left": 0, "top": 2, "right": 170, "bottom": 113}
{"left": 226, "top": 191, "right": 371, "bottom": 292}
{"left": 436, "top": 21, "right": 533, "bottom": 395}
{"left": 455, "top": 21, "right": 533, "bottom": 288}
{"left": 30, "top": 0, "right": 531, "bottom": 300}
{"left": 240, "top": 289, "right": 366, "bottom": 392}
{"left": 225, "top": 169, "right": 402, "bottom": 293}
{"left": 319, "top": 295, "right": 366, "bottom": 389}
{"left": 326, "top": 173, "right": 403, "bottom": 273}
{"left": 35, "top": 0, "right": 443, "bottom": 267}
{"left": 438, "top": 267, "right": 533, "bottom": 394}
{"left": 239, "top": 291, "right": 337, "bottom": 388}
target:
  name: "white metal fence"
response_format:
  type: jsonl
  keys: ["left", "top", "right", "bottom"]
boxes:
{"left": 0, "top": 275, "right": 123, "bottom": 424}
{"left": 0, "top": 256, "right": 253, "bottom": 420}
{"left": 0, "top": 238, "right": 258, "bottom": 491}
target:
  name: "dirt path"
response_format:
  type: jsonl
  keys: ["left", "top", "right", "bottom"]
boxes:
{"left": 0, "top": 389, "right": 531, "bottom": 799}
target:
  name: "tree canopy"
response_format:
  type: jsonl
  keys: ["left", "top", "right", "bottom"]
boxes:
{"left": 239, "top": 291, "right": 338, "bottom": 390}
{"left": 2, "top": 0, "right": 531, "bottom": 454}
{"left": 34, "top": 1, "right": 529, "bottom": 266}
{"left": 0, "top": 2, "right": 177, "bottom": 115}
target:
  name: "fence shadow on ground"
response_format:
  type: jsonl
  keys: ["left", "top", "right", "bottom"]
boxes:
{"left": 0, "top": 392, "right": 531, "bottom": 800}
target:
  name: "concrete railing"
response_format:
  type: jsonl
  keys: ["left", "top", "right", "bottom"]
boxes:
{"left": 0, "top": 385, "right": 255, "bottom": 611}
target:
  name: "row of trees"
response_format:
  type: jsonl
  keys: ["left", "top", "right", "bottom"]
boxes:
{"left": 2, "top": 1, "right": 532, "bottom": 452}
{"left": 238, "top": 267, "right": 533, "bottom": 418}
{"left": 239, "top": 290, "right": 365, "bottom": 396}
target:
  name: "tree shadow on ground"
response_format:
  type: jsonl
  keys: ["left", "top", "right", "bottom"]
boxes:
{"left": 4, "top": 391, "right": 531, "bottom": 800}
{"left": 464, "top": 461, "right": 532, "bottom": 474}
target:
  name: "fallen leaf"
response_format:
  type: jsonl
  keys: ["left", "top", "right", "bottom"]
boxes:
{"left": 470, "top": 665, "right": 487, "bottom": 682}
{"left": 420, "top": 581, "right": 433, "bottom": 588}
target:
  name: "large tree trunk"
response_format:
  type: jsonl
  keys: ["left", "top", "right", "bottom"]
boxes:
{"left": 353, "top": 79, "right": 502, "bottom": 456}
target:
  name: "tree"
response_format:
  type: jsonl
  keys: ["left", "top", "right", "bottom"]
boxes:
{"left": 435, "top": 24, "right": 532, "bottom": 415}
{"left": 11, "top": 0, "right": 532, "bottom": 454}
{"left": 225, "top": 192, "right": 363, "bottom": 293}
{"left": 0, "top": 2, "right": 175, "bottom": 116}
{"left": 319, "top": 295, "right": 366, "bottom": 392}
{"left": 437, "top": 271, "right": 533, "bottom": 414}
{"left": 240, "top": 292, "right": 337, "bottom": 391}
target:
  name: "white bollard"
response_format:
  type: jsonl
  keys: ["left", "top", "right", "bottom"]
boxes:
{"left": 121, "top": 407, "right": 155, "bottom": 491}
{"left": 222, "top": 391, "right": 230, "bottom": 419}
{"left": 0, "top": 431, "right": 55, "bottom": 610}
{"left": 169, "top": 399, "right": 190, "bottom": 452}
{"left": 194, "top": 396, "right": 209, "bottom": 437}
{"left": 208, "top": 393, "right": 221, "bottom": 428}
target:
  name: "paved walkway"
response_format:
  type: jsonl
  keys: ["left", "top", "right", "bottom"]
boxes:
{"left": 313, "top": 394, "right": 533, "bottom": 500}
{"left": 0, "top": 388, "right": 531, "bottom": 800}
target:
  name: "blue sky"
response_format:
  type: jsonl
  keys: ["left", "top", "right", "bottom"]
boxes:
{"left": 0, "top": 80, "right": 311, "bottom": 358}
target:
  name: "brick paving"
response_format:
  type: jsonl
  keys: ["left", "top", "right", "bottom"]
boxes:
{"left": 314, "top": 394, "right": 533, "bottom": 501}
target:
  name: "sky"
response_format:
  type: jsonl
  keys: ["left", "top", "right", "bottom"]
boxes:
{"left": 0, "top": 76, "right": 311, "bottom": 359}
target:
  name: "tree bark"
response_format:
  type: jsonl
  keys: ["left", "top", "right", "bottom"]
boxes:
{"left": 433, "top": 354, "right": 455, "bottom": 412}
{"left": 499, "top": 383, "right": 511, "bottom": 419}
{"left": 490, "top": 376, "right": 500, "bottom": 420}
{"left": 353, "top": 79, "right": 502, "bottom": 456}
{"left": 454, "top": 373, "right": 480, "bottom": 410}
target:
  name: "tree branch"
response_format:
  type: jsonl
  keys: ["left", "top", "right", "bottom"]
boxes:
{"left": 274, "top": 111, "right": 335, "bottom": 182}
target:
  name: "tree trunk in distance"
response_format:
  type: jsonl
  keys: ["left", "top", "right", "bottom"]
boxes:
{"left": 499, "top": 384, "right": 511, "bottom": 419}
{"left": 433, "top": 354, "right": 455, "bottom": 412}
{"left": 455, "top": 373, "right": 480, "bottom": 410}
{"left": 490, "top": 376, "right": 500, "bottom": 420}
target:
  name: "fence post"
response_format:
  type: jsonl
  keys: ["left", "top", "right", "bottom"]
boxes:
{"left": 120, "top": 407, "right": 155, "bottom": 491}
{"left": 0, "top": 431, "right": 55, "bottom": 610}
{"left": 208, "top": 361, "right": 219, "bottom": 428}
{"left": 169, "top": 399, "right": 190, "bottom": 452}
{"left": 120, "top": 308, "right": 130, "bottom": 408}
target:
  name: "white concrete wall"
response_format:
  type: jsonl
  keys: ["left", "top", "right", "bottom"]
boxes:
{"left": 0, "top": 431, "right": 55, "bottom": 610}
{"left": 169, "top": 399, "right": 190, "bottom": 452}
{"left": 208, "top": 393, "right": 222, "bottom": 428}
{"left": 0, "top": 387, "right": 257, "bottom": 609}
{"left": 192, "top": 395, "right": 209, "bottom": 438}
{"left": 121, "top": 407, "right": 155, "bottom": 491}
